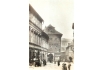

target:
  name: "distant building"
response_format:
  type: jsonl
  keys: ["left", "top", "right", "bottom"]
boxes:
{"left": 61, "top": 38, "right": 71, "bottom": 52}
{"left": 60, "top": 38, "right": 71, "bottom": 61}
{"left": 44, "top": 24, "right": 63, "bottom": 62}
{"left": 65, "top": 41, "right": 74, "bottom": 61}
{"left": 65, "top": 23, "right": 74, "bottom": 61}
{"left": 63, "top": 23, "right": 74, "bottom": 62}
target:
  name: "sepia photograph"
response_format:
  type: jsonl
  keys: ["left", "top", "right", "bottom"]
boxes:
{"left": 1, "top": 0, "right": 104, "bottom": 70}
{"left": 29, "top": 0, "right": 74, "bottom": 70}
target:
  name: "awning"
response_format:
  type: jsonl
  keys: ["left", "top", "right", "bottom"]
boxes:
{"left": 29, "top": 44, "right": 47, "bottom": 51}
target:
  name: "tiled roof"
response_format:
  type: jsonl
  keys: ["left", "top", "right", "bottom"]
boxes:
{"left": 44, "top": 24, "right": 62, "bottom": 35}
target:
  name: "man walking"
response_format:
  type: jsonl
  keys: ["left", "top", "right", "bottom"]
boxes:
{"left": 43, "top": 59, "right": 46, "bottom": 66}
{"left": 68, "top": 62, "right": 71, "bottom": 70}
{"left": 57, "top": 60, "right": 60, "bottom": 66}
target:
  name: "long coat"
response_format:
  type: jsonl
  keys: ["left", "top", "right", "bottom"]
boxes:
{"left": 58, "top": 61, "right": 60, "bottom": 66}
{"left": 62, "top": 65, "right": 67, "bottom": 70}
{"left": 43, "top": 60, "right": 46, "bottom": 66}
{"left": 68, "top": 64, "right": 71, "bottom": 70}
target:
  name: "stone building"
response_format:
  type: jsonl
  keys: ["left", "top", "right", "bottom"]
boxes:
{"left": 65, "top": 41, "right": 74, "bottom": 61}
{"left": 41, "top": 31, "right": 49, "bottom": 62}
{"left": 65, "top": 23, "right": 74, "bottom": 61}
{"left": 29, "top": 4, "right": 47, "bottom": 62}
{"left": 61, "top": 38, "right": 71, "bottom": 52}
{"left": 44, "top": 24, "right": 63, "bottom": 62}
{"left": 61, "top": 38, "right": 70, "bottom": 61}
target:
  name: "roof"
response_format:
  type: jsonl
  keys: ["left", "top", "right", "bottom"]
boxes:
{"left": 29, "top": 4, "right": 44, "bottom": 23}
{"left": 48, "top": 24, "right": 55, "bottom": 28}
{"left": 42, "top": 31, "right": 49, "bottom": 40}
{"left": 44, "top": 24, "right": 63, "bottom": 35}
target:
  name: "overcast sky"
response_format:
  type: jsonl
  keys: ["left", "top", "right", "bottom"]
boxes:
{"left": 29, "top": 0, "right": 74, "bottom": 40}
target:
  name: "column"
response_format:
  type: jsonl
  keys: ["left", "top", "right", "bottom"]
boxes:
{"left": 34, "top": 33, "right": 36, "bottom": 44}
{"left": 40, "top": 37, "right": 41, "bottom": 46}
{"left": 38, "top": 36, "right": 39, "bottom": 45}
{"left": 39, "top": 36, "right": 41, "bottom": 46}
{"left": 33, "top": 31, "right": 35, "bottom": 43}
{"left": 31, "top": 29, "right": 34, "bottom": 43}
{"left": 34, "top": 32, "right": 36, "bottom": 44}
{"left": 39, "top": 36, "right": 40, "bottom": 45}
{"left": 36, "top": 34, "right": 37, "bottom": 44}
{"left": 37, "top": 35, "right": 39, "bottom": 45}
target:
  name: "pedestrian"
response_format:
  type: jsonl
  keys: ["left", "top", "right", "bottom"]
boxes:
{"left": 29, "top": 58, "right": 33, "bottom": 66}
{"left": 58, "top": 60, "right": 60, "bottom": 66}
{"left": 69, "top": 57, "right": 72, "bottom": 62}
{"left": 44, "top": 59, "right": 46, "bottom": 65}
{"left": 68, "top": 62, "right": 71, "bottom": 70}
{"left": 62, "top": 63, "right": 67, "bottom": 70}
{"left": 43, "top": 59, "right": 45, "bottom": 66}
{"left": 34, "top": 58, "right": 38, "bottom": 67}
{"left": 38, "top": 59, "right": 41, "bottom": 67}
{"left": 33, "top": 57, "right": 36, "bottom": 67}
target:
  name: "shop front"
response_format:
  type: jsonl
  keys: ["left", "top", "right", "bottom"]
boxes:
{"left": 29, "top": 44, "right": 48, "bottom": 64}
{"left": 29, "top": 44, "right": 42, "bottom": 62}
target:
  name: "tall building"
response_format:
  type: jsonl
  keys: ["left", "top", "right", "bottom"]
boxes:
{"left": 61, "top": 38, "right": 71, "bottom": 52}
{"left": 65, "top": 23, "right": 74, "bottom": 61}
{"left": 65, "top": 41, "right": 74, "bottom": 61}
{"left": 29, "top": 4, "right": 48, "bottom": 62}
{"left": 44, "top": 24, "right": 63, "bottom": 62}
{"left": 61, "top": 38, "right": 71, "bottom": 61}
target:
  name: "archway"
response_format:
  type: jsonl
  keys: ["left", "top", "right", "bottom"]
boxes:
{"left": 48, "top": 53, "right": 53, "bottom": 63}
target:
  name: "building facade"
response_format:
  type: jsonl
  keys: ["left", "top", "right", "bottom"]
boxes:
{"left": 61, "top": 38, "right": 70, "bottom": 61}
{"left": 41, "top": 31, "right": 49, "bottom": 62}
{"left": 61, "top": 38, "right": 71, "bottom": 52}
{"left": 65, "top": 41, "right": 74, "bottom": 61}
{"left": 29, "top": 4, "right": 44, "bottom": 62}
{"left": 44, "top": 24, "right": 63, "bottom": 62}
{"left": 65, "top": 23, "right": 74, "bottom": 61}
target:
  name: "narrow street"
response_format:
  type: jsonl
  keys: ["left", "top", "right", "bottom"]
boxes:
{"left": 29, "top": 62, "right": 74, "bottom": 70}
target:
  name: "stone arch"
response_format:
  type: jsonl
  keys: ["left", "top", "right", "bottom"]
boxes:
{"left": 48, "top": 53, "right": 53, "bottom": 63}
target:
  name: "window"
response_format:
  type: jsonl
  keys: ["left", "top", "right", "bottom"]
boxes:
{"left": 50, "top": 38, "right": 52, "bottom": 40}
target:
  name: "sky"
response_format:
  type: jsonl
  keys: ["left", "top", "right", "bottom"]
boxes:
{"left": 29, "top": 0, "right": 74, "bottom": 40}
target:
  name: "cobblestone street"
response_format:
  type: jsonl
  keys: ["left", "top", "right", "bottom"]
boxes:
{"left": 29, "top": 62, "right": 74, "bottom": 70}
